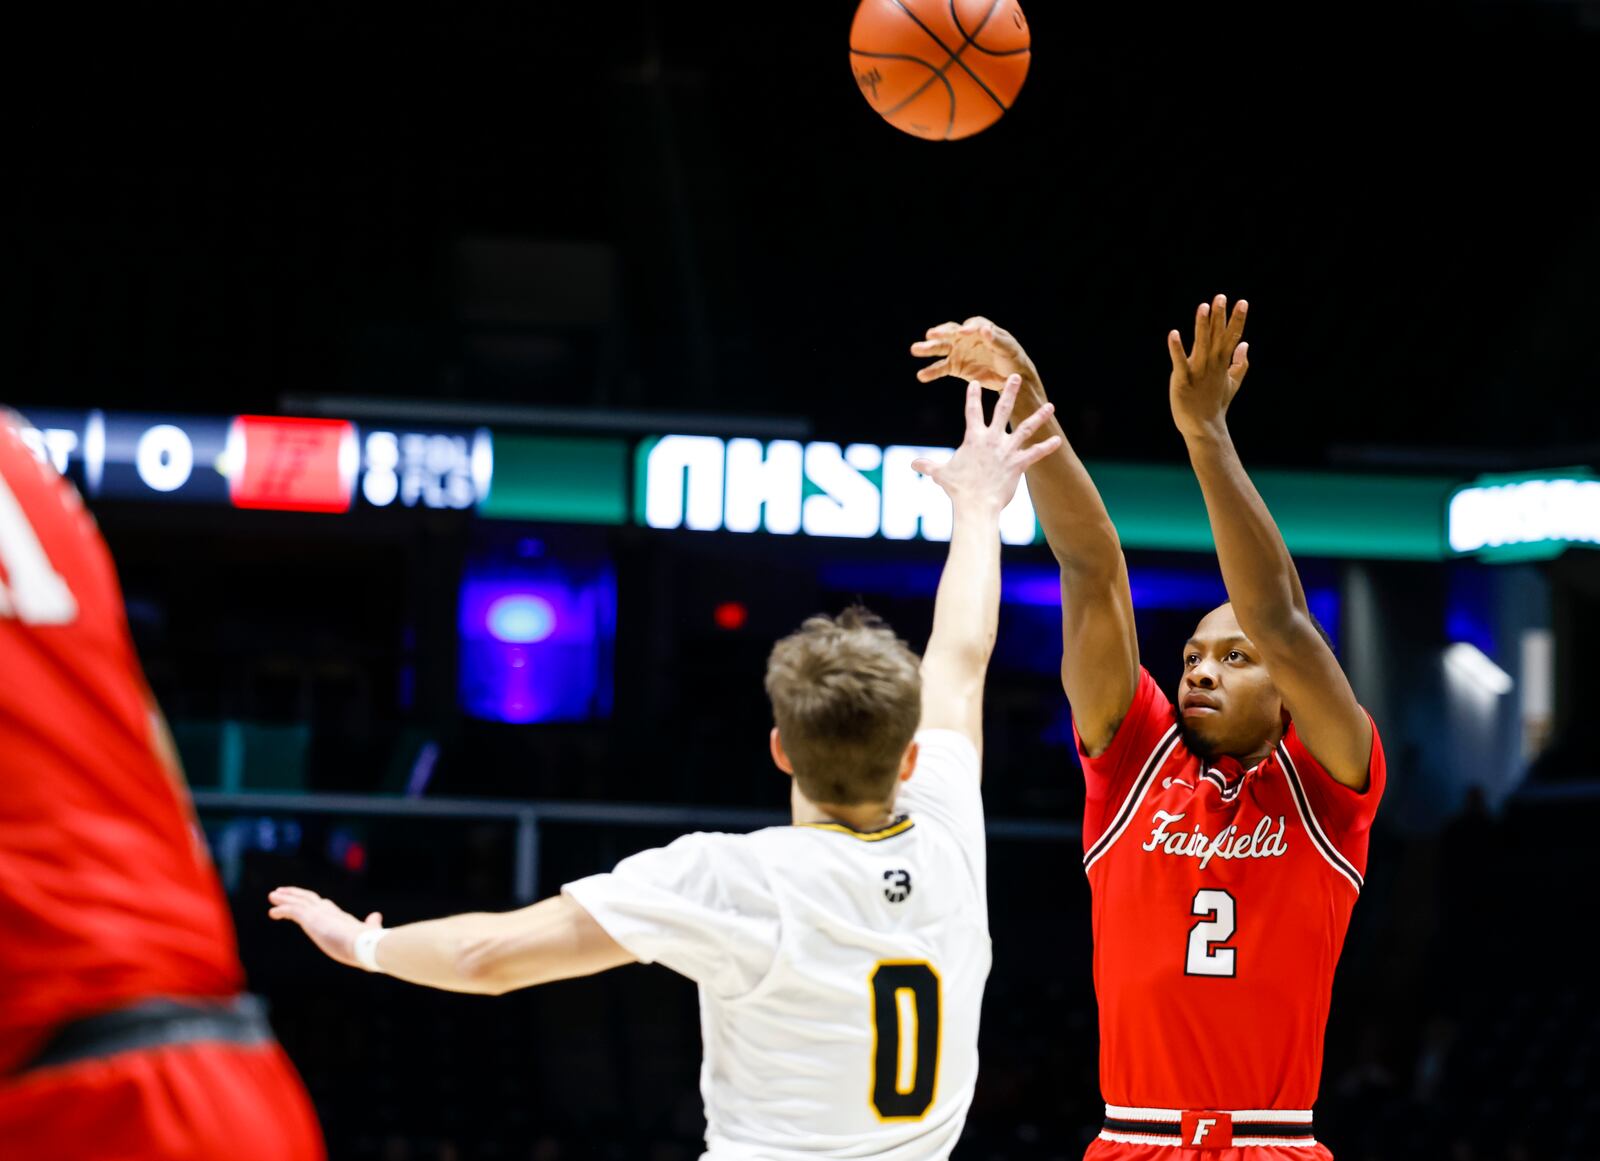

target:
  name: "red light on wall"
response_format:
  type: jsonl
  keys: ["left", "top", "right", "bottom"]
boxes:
{"left": 714, "top": 601, "right": 748, "bottom": 631}
{"left": 225, "top": 416, "right": 357, "bottom": 513}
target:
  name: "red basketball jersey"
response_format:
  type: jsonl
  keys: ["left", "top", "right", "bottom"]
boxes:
{"left": 1078, "top": 667, "right": 1384, "bottom": 1112}
{"left": 0, "top": 416, "right": 242, "bottom": 1074}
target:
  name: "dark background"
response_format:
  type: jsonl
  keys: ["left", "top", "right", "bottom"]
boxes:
{"left": 9, "top": 1, "right": 1600, "bottom": 1158}
{"left": 10, "top": 0, "right": 1598, "bottom": 463}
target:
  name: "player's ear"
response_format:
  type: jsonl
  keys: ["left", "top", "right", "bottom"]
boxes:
{"left": 770, "top": 727, "right": 795, "bottom": 776}
{"left": 898, "top": 740, "right": 919, "bottom": 782}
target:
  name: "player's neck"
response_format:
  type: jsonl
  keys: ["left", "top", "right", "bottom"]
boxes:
{"left": 1225, "top": 729, "right": 1284, "bottom": 771}
{"left": 1231, "top": 745, "right": 1274, "bottom": 770}
{"left": 791, "top": 787, "right": 898, "bottom": 833}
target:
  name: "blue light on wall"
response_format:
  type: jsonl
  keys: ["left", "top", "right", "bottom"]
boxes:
{"left": 1445, "top": 565, "right": 1497, "bottom": 659}
{"left": 818, "top": 560, "right": 1341, "bottom": 652}
{"left": 821, "top": 562, "right": 1235, "bottom": 611}
{"left": 1306, "top": 586, "right": 1342, "bottom": 655}
{"left": 459, "top": 565, "right": 616, "bottom": 724}
{"left": 486, "top": 594, "right": 556, "bottom": 643}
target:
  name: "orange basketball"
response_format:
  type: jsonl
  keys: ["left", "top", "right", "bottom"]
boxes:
{"left": 850, "top": 0, "right": 1030, "bottom": 141}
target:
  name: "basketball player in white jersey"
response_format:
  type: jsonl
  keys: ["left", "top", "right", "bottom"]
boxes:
{"left": 269, "top": 376, "right": 1061, "bottom": 1159}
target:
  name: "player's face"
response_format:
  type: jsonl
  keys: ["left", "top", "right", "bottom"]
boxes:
{"left": 1177, "top": 604, "right": 1283, "bottom": 760}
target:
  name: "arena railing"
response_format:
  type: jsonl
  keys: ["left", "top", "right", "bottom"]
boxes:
{"left": 191, "top": 792, "right": 1082, "bottom": 903}
{"left": 193, "top": 778, "right": 1598, "bottom": 903}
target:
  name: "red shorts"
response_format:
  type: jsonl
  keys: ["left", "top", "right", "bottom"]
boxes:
{"left": 0, "top": 1039, "right": 325, "bottom": 1160}
{"left": 1085, "top": 1142, "right": 1335, "bottom": 1161}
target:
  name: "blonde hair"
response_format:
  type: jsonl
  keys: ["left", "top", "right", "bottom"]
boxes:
{"left": 763, "top": 606, "right": 922, "bottom": 806}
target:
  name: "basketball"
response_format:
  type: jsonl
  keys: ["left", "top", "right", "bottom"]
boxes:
{"left": 850, "top": 0, "right": 1031, "bottom": 141}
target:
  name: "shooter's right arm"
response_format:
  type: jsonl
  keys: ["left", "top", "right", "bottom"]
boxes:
{"left": 913, "top": 320, "right": 1139, "bottom": 756}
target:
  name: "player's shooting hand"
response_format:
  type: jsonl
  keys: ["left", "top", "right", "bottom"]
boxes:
{"left": 913, "top": 376, "right": 1060, "bottom": 516}
{"left": 912, "top": 316, "right": 1041, "bottom": 394}
{"left": 1167, "top": 294, "right": 1249, "bottom": 441}
{"left": 268, "top": 886, "right": 384, "bottom": 970}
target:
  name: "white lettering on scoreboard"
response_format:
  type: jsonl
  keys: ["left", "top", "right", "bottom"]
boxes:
{"left": 1448, "top": 477, "right": 1600, "bottom": 554}
{"left": 642, "top": 435, "right": 1039, "bottom": 545}
{"left": 361, "top": 429, "right": 494, "bottom": 511}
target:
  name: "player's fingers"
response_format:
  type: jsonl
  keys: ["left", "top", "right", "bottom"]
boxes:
{"left": 1166, "top": 329, "right": 1188, "bottom": 373}
{"left": 1018, "top": 434, "right": 1064, "bottom": 469}
{"left": 1224, "top": 298, "right": 1248, "bottom": 349}
{"left": 909, "top": 458, "right": 939, "bottom": 478}
{"left": 925, "top": 322, "right": 962, "bottom": 340}
{"left": 1209, "top": 294, "right": 1227, "bottom": 359}
{"left": 963, "top": 380, "right": 985, "bottom": 431}
{"left": 985, "top": 375, "right": 1024, "bottom": 428}
{"left": 990, "top": 374, "right": 1021, "bottom": 431}
{"left": 960, "top": 316, "right": 993, "bottom": 333}
{"left": 1231, "top": 343, "right": 1250, "bottom": 387}
{"left": 1007, "top": 400, "right": 1055, "bottom": 447}
{"left": 364, "top": 912, "right": 384, "bottom": 927}
{"left": 916, "top": 359, "right": 953, "bottom": 384}
{"left": 270, "top": 886, "right": 320, "bottom": 903}
{"left": 910, "top": 340, "right": 952, "bottom": 358}
{"left": 1191, "top": 302, "right": 1211, "bottom": 364}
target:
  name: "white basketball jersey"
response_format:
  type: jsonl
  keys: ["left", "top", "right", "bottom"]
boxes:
{"left": 563, "top": 729, "right": 991, "bottom": 1160}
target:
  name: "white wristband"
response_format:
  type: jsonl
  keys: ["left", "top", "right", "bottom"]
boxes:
{"left": 353, "top": 927, "right": 388, "bottom": 973}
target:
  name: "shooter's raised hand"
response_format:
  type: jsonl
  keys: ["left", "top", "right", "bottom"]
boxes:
{"left": 1168, "top": 294, "right": 1250, "bottom": 441}
{"left": 912, "top": 316, "right": 1042, "bottom": 394}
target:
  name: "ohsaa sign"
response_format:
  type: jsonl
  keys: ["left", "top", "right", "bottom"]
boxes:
{"left": 638, "top": 435, "right": 1040, "bottom": 545}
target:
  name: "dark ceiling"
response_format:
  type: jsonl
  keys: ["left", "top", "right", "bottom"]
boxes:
{"left": 9, "top": 0, "right": 1598, "bottom": 469}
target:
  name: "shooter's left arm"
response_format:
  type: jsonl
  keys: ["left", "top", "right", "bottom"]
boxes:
{"left": 1171, "top": 296, "right": 1373, "bottom": 790}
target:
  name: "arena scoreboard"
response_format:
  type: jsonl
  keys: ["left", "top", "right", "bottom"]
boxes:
{"left": 17, "top": 409, "right": 492, "bottom": 514}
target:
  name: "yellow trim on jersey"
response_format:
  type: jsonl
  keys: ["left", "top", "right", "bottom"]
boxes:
{"left": 868, "top": 958, "right": 943, "bottom": 1124}
{"left": 798, "top": 816, "right": 916, "bottom": 842}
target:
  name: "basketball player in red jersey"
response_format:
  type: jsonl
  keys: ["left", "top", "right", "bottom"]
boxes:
{"left": 914, "top": 297, "right": 1383, "bottom": 1159}
{"left": 0, "top": 411, "right": 324, "bottom": 1159}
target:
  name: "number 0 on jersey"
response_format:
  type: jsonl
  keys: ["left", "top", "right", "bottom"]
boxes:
{"left": 869, "top": 961, "right": 941, "bottom": 1120}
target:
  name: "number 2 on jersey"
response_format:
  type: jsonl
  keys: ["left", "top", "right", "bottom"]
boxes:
{"left": 869, "top": 961, "right": 941, "bottom": 1120}
{"left": 0, "top": 471, "right": 77, "bottom": 625}
{"left": 1186, "top": 889, "right": 1237, "bottom": 977}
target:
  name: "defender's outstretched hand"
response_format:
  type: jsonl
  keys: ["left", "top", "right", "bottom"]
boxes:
{"left": 913, "top": 375, "right": 1060, "bottom": 515}
{"left": 268, "top": 886, "right": 383, "bottom": 970}
{"left": 1167, "top": 294, "right": 1250, "bottom": 441}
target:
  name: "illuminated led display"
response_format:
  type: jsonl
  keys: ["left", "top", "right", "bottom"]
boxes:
{"left": 11, "top": 409, "right": 1473, "bottom": 561}
{"left": 1449, "top": 474, "right": 1600, "bottom": 559}
{"left": 637, "top": 435, "right": 1040, "bottom": 546}
{"left": 16, "top": 409, "right": 492, "bottom": 514}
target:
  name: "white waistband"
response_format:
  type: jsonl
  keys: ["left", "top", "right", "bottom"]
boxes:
{"left": 1107, "top": 1106, "right": 1318, "bottom": 1151}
